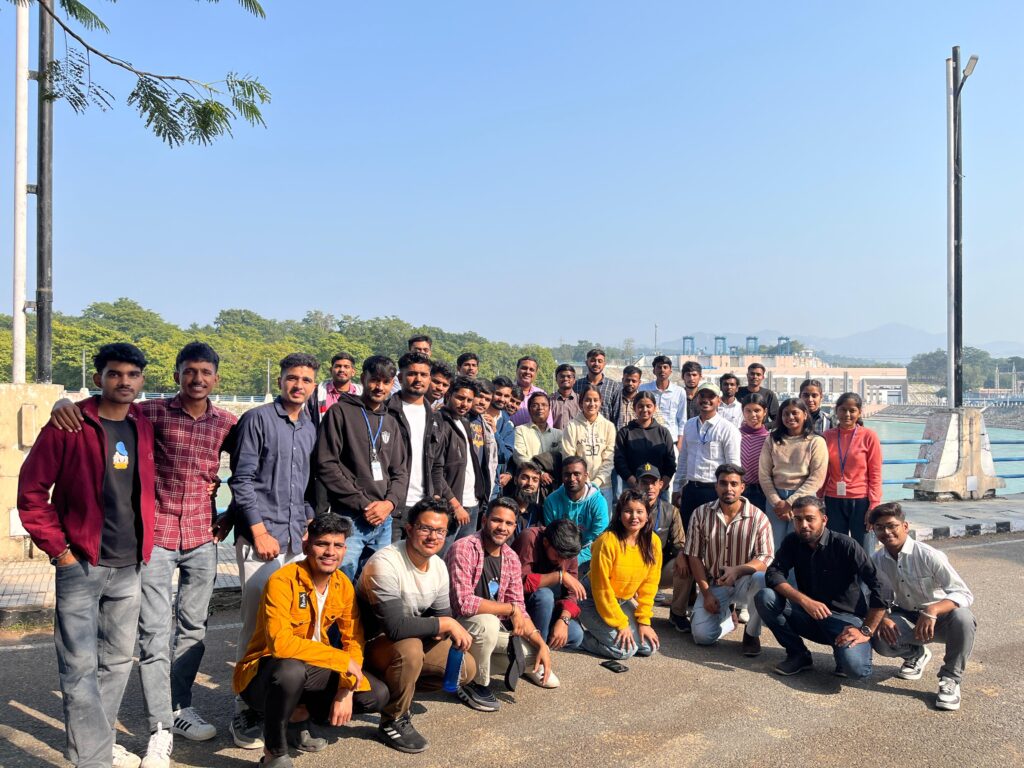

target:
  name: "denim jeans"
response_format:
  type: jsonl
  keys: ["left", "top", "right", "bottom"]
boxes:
{"left": 579, "top": 597, "right": 657, "bottom": 660}
{"left": 691, "top": 573, "right": 765, "bottom": 645}
{"left": 340, "top": 514, "right": 393, "bottom": 582}
{"left": 871, "top": 606, "right": 977, "bottom": 683}
{"left": 441, "top": 505, "right": 479, "bottom": 557}
{"left": 138, "top": 542, "right": 218, "bottom": 731}
{"left": 54, "top": 560, "right": 141, "bottom": 768}
{"left": 236, "top": 540, "right": 304, "bottom": 665}
{"left": 754, "top": 588, "right": 872, "bottom": 678}
{"left": 769, "top": 488, "right": 796, "bottom": 550}
{"left": 526, "top": 587, "right": 584, "bottom": 649}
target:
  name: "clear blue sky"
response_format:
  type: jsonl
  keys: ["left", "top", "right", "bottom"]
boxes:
{"left": 1, "top": 1, "right": 1021, "bottom": 349}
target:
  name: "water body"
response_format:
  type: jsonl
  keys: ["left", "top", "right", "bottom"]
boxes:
{"left": 870, "top": 419, "right": 1024, "bottom": 500}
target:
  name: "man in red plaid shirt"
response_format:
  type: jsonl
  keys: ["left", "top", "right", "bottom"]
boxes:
{"left": 444, "top": 498, "right": 555, "bottom": 711}
{"left": 52, "top": 342, "right": 237, "bottom": 767}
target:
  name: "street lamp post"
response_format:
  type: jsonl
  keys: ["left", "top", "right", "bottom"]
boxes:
{"left": 946, "top": 45, "right": 978, "bottom": 409}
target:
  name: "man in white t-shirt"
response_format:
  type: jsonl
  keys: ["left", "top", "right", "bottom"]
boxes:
{"left": 358, "top": 499, "right": 475, "bottom": 754}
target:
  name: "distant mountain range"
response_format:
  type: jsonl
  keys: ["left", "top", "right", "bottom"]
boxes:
{"left": 655, "top": 324, "right": 1024, "bottom": 363}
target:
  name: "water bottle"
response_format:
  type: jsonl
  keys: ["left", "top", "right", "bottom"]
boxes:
{"left": 442, "top": 645, "right": 464, "bottom": 693}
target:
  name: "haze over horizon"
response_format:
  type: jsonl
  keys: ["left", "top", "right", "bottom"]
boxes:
{"left": 1, "top": 2, "right": 1021, "bottom": 349}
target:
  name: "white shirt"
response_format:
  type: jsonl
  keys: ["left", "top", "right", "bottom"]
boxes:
{"left": 455, "top": 420, "right": 478, "bottom": 508}
{"left": 402, "top": 401, "right": 428, "bottom": 507}
{"left": 639, "top": 380, "right": 688, "bottom": 440}
{"left": 872, "top": 537, "right": 974, "bottom": 612}
{"left": 675, "top": 413, "right": 742, "bottom": 490}
{"left": 311, "top": 585, "right": 329, "bottom": 642}
{"left": 718, "top": 399, "right": 744, "bottom": 429}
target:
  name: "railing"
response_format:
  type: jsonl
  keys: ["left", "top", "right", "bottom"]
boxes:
{"left": 989, "top": 439, "right": 1024, "bottom": 479}
{"left": 880, "top": 438, "right": 933, "bottom": 486}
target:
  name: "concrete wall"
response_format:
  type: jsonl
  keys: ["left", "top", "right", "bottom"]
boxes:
{"left": 0, "top": 384, "right": 65, "bottom": 561}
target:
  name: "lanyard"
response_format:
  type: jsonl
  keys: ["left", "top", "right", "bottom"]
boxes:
{"left": 698, "top": 419, "right": 714, "bottom": 445}
{"left": 837, "top": 426, "right": 858, "bottom": 480}
{"left": 361, "top": 408, "right": 385, "bottom": 459}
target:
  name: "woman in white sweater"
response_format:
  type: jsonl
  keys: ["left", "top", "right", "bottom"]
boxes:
{"left": 561, "top": 385, "right": 617, "bottom": 507}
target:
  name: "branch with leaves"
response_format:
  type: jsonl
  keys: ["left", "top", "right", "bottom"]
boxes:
{"left": 13, "top": 0, "right": 271, "bottom": 146}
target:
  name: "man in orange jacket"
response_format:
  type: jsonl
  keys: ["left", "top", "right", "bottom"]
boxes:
{"left": 233, "top": 514, "right": 387, "bottom": 768}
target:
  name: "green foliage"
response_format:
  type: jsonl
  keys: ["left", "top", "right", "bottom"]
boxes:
{"left": 908, "top": 347, "right": 993, "bottom": 390}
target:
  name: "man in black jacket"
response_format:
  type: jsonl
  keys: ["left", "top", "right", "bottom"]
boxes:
{"left": 386, "top": 352, "right": 440, "bottom": 543}
{"left": 314, "top": 355, "right": 409, "bottom": 581}
{"left": 433, "top": 377, "right": 491, "bottom": 547}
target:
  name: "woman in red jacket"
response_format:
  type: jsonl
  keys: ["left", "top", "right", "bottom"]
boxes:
{"left": 821, "top": 393, "right": 882, "bottom": 549}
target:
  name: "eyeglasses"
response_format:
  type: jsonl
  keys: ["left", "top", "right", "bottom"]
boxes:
{"left": 872, "top": 523, "right": 904, "bottom": 534}
{"left": 412, "top": 524, "right": 447, "bottom": 539}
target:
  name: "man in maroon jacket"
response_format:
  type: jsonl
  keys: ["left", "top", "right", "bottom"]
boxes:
{"left": 18, "top": 343, "right": 156, "bottom": 768}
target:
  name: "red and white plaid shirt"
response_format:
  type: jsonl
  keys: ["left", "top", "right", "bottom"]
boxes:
{"left": 444, "top": 532, "right": 527, "bottom": 619}
{"left": 140, "top": 397, "right": 237, "bottom": 551}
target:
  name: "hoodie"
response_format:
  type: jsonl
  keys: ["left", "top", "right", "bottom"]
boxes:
{"left": 613, "top": 419, "right": 677, "bottom": 483}
{"left": 542, "top": 483, "right": 610, "bottom": 564}
{"left": 314, "top": 393, "right": 409, "bottom": 516}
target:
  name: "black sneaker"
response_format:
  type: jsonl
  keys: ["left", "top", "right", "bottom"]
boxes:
{"left": 669, "top": 611, "right": 691, "bottom": 633}
{"left": 774, "top": 654, "right": 814, "bottom": 676}
{"left": 286, "top": 720, "right": 326, "bottom": 753}
{"left": 378, "top": 713, "right": 428, "bottom": 754}
{"left": 741, "top": 632, "right": 761, "bottom": 657}
{"left": 504, "top": 636, "right": 527, "bottom": 692}
{"left": 456, "top": 682, "right": 500, "bottom": 712}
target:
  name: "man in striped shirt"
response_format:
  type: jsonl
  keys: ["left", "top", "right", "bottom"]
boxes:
{"left": 684, "top": 463, "right": 774, "bottom": 657}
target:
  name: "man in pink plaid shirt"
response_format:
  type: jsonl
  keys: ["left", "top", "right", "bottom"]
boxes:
{"left": 444, "top": 498, "right": 555, "bottom": 711}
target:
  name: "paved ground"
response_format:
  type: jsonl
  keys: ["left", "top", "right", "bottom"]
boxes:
{"left": 0, "top": 534, "right": 1022, "bottom": 768}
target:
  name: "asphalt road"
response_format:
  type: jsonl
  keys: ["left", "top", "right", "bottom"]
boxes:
{"left": 2, "top": 534, "right": 1022, "bottom": 768}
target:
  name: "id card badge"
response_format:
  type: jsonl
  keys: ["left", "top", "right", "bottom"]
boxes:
{"left": 371, "top": 460, "right": 384, "bottom": 482}
{"left": 836, "top": 481, "right": 847, "bottom": 497}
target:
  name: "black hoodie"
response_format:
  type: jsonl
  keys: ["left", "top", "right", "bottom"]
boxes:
{"left": 314, "top": 393, "right": 409, "bottom": 516}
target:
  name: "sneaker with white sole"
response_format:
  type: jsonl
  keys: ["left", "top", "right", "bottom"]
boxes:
{"left": 897, "top": 646, "right": 933, "bottom": 681}
{"left": 230, "top": 708, "right": 265, "bottom": 750}
{"left": 935, "top": 677, "right": 961, "bottom": 711}
{"left": 172, "top": 706, "right": 217, "bottom": 741}
{"left": 140, "top": 725, "right": 173, "bottom": 768}
{"left": 456, "top": 682, "right": 500, "bottom": 712}
{"left": 112, "top": 743, "right": 142, "bottom": 768}
{"left": 523, "top": 664, "right": 560, "bottom": 689}
{"left": 378, "top": 713, "right": 428, "bottom": 754}
{"left": 737, "top": 606, "right": 750, "bottom": 624}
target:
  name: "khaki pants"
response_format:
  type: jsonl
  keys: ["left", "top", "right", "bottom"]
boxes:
{"left": 458, "top": 614, "right": 538, "bottom": 685}
{"left": 365, "top": 635, "right": 478, "bottom": 719}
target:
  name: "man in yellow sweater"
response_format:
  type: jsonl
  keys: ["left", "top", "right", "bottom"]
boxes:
{"left": 233, "top": 514, "right": 388, "bottom": 768}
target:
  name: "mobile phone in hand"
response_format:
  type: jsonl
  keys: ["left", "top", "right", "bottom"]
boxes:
{"left": 600, "top": 659, "right": 629, "bottom": 673}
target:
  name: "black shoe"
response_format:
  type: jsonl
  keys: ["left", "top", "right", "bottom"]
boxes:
{"left": 286, "top": 720, "right": 326, "bottom": 753}
{"left": 774, "top": 654, "right": 813, "bottom": 676}
{"left": 378, "top": 714, "right": 428, "bottom": 754}
{"left": 504, "top": 636, "right": 527, "bottom": 691}
{"left": 456, "top": 682, "right": 500, "bottom": 712}
{"left": 669, "top": 611, "right": 691, "bottom": 633}
{"left": 742, "top": 632, "right": 761, "bottom": 657}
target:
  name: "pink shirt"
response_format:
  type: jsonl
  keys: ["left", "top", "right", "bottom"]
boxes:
{"left": 821, "top": 426, "right": 883, "bottom": 509}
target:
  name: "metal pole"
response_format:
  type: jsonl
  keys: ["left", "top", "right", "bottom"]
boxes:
{"left": 12, "top": 2, "right": 30, "bottom": 384}
{"left": 81, "top": 348, "right": 86, "bottom": 389}
{"left": 952, "top": 46, "right": 964, "bottom": 408}
{"left": 36, "top": 3, "right": 54, "bottom": 383}
{"left": 945, "top": 54, "right": 956, "bottom": 409}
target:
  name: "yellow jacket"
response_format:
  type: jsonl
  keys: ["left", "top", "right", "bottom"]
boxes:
{"left": 233, "top": 560, "right": 370, "bottom": 695}
{"left": 589, "top": 531, "right": 663, "bottom": 629}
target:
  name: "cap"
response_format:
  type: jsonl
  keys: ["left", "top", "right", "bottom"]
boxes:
{"left": 696, "top": 382, "right": 723, "bottom": 398}
{"left": 636, "top": 463, "right": 660, "bottom": 480}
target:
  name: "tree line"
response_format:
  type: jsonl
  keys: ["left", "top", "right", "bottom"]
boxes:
{"left": 908, "top": 348, "right": 1024, "bottom": 393}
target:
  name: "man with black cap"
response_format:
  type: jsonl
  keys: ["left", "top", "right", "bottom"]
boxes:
{"left": 636, "top": 463, "right": 692, "bottom": 632}
{"left": 672, "top": 382, "right": 741, "bottom": 528}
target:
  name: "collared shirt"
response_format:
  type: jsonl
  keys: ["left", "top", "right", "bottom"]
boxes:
{"left": 549, "top": 391, "right": 581, "bottom": 430}
{"left": 766, "top": 528, "right": 891, "bottom": 617}
{"left": 444, "top": 532, "right": 527, "bottom": 619}
{"left": 574, "top": 375, "right": 622, "bottom": 422}
{"left": 872, "top": 537, "right": 973, "bottom": 612}
{"left": 323, "top": 380, "right": 362, "bottom": 411}
{"left": 511, "top": 385, "right": 552, "bottom": 427}
{"left": 717, "top": 399, "right": 744, "bottom": 429}
{"left": 512, "top": 422, "right": 563, "bottom": 465}
{"left": 228, "top": 397, "right": 317, "bottom": 552}
{"left": 675, "top": 414, "right": 742, "bottom": 491}
{"left": 639, "top": 381, "right": 688, "bottom": 440}
{"left": 683, "top": 499, "right": 773, "bottom": 581}
{"left": 140, "top": 397, "right": 237, "bottom": 551}
{"left": 809, "top": 409, "right": 833, "bottom": 435}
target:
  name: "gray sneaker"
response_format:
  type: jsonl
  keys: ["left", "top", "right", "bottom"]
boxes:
{"left": 230, "top": 709, "right": 264, "bottom": 750}
{"left": 935, "top": 677, "right": 961, "bottom": 711}
{"left": 897, "top": 646, "right": 933, "bottom": 681}
{"left": 457, "top": 682, "right": 500, "bottom": 712}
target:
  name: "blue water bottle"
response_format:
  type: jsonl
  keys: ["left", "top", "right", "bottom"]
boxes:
{"left": 442, "top": 645, "right": 464, "bottom": 693}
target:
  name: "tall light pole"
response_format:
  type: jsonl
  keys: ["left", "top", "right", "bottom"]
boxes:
{"left": 946, "top": 46, "right": 978, "bottom": 409}
{"left": 11, "top": 1, "right": 30, "bottom": 384}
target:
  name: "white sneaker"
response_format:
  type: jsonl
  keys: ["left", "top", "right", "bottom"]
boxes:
{"left": 140, "top": 725, "right": 173, "bottom": 768}
{"left": 737, "top": 606, "right": 750, "bottom": 624}
{"left": 897, "top": 646, "right": 933, "bottom": 681}
{"left": 523, "top": 665, "right": 560, "bottom": 689}
{"left": 112, "top": 743, "right": 142, "bottom": 768}
{"left": 936, "top": 677, "right": 962, "bottom": 711}
{"left": 172, "top": 706, "right": 217, "bottom": 741}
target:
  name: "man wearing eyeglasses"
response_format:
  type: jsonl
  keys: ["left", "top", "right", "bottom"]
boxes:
{"left": 868, "top": 502, "right": 976, "bottom": 712}
{"left": 357, "top": 498, "right": 475, "bottom": 754}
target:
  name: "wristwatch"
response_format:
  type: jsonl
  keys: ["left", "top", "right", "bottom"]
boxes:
{"left": 50, "top": 547, "right": 71, "bottom": 566}
{"left": 858, "top": 624, "right": 873, "bottom": 637}
{"left": 559, "top": 615, "right": 571, "bottom": 626}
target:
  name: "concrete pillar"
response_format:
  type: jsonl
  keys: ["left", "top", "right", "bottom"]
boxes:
{"left": 0, "top": 383, "right": 65, "bottom": 561}
{"left": 911, "top": 408, "right": 1005, "bottom": 501}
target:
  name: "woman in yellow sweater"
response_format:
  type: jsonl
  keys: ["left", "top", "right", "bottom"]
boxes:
{"left": 579, "top": 489, "right": 662, "bottom": 659}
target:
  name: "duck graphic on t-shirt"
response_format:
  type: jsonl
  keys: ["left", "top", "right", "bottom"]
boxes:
{"left": 112, "top": 441, "right": 130, "bottom": 470}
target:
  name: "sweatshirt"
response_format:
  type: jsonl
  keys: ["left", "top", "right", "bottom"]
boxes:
{"left": 821, "top": 426, "right": 883, "bottom": 509}
{"left": 758, "top": 433, "right": 828, "bottom": 506}
{"left": 613, "top": 420, "right": 677, "bottom": 483}
{"left": 739, "top": 424, "right": 769, "bottom": 486}
{"left": 589, "top": 531, "right": 663, "bottom": 628}
{"left": 542, "top": 483, "right": 610, "bottom": 564}
{"left": 561, "top": 412, "right": 617, "bottom": 488}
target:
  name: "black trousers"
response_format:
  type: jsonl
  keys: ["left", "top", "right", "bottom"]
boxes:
{"left": 680, "top": 482, "right": 718, "bottom": 529}
{"left": 242, "top": 657, "right": 388, "bottom": 756}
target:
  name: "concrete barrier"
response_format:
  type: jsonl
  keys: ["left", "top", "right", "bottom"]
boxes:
{"left": 911, "top": 407, "right": 1005, "bottom": 501}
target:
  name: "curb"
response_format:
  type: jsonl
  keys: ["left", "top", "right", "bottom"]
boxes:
{"left": 911, "top": 519, "right": 1023, "bottom": 542}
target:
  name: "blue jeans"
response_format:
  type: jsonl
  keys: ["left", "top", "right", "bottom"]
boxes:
{"left": 442, "top": 505, "right": 479, "bottom": 557}
{"left": 691, "top": 573, "right": 765, "bottom": 645}
{"left": 526, "top": 587, "right": 584, "bottom": 649}
{"left": 754, "top": 588, "right": 872, "bottom": 678}
{"left": 341, "top": 514, "right": 393, "bottom": 582}
{"left": 138, "top": 542, "right": 218, "bottom": 731}
{"left": 579, "top": 597, "right": 657, "bottom": 660}
{"left": 54, "top": 560, "right": 141, "bottom": 767}
{"left": 768, "top": 488, "right": 796, "bottom": 550}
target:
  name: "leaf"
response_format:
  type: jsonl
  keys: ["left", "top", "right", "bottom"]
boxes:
{"left": 57, "top": 0, "right": 110, "bottom": 33}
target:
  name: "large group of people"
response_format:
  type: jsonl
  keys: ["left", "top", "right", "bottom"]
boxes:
{"left": 18, "top": 338, "right": 977, "bottom": 768}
